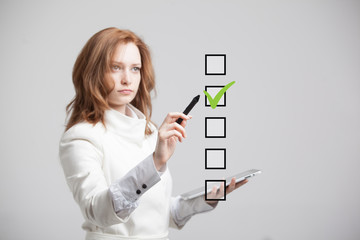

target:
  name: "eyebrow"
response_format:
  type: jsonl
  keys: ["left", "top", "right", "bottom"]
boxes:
{"left": 111, "top": 61, "right": 142, "bottom": 66}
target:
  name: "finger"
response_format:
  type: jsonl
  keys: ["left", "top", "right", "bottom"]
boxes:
{"left": 169, "top": 136, "right": 178, "bottom": 144}
{"left": 161, "top": 120, "right": 187, "bottom": 137}
{"left": 165, "top": 112, "right": 190, "bottom": 123}
{"left": 211, "top": 186, "right": 218, "bottom": 198}
{"left": 206, "top": 186, "right": 217, "bottom": 200}
{"left": 160, "top": 120, "right": 186, "bottom": 139}
{"left": 167, "top": 122, "right": 187, "bottom": 138}
{"left": 226, "top": 177, "right": 236, "bottom": 194}
{"left": 176, "top": 135, "right": 182, "bottom": 143}
{"left": 233, "top": 179, "right": 249, "bottom": 190}
{"left": 165, "top": 128, "right": 184, "bottom": 143}
{"left": 159, "top": 129, "right": 183, "bottom": 142}
{"left": 235, "top": 179, "right": 248, "bottom": 187}
{"left": 217, "top": 182, "right": 225, "bottom": 199}
{"left": 180, "top": 118, "right": 188, "bottom": 128}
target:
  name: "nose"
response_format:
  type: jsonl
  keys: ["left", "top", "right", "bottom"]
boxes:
{"left": 121, "top": 69, "right": 131, "bottom": 85}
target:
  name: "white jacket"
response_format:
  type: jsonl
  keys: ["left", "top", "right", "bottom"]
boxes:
{"left": 59, "top": 105, "right": 213, "bottom": 240}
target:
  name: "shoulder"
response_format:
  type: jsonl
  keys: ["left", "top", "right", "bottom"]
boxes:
{"left": 59, "top": 122, "right": 106, "bottom": 179}
{"left": 60, "top": 121, "right": 106, "bottom": 148}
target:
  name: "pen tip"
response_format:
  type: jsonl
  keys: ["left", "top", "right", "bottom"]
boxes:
{"left": 195, "top": 95, "right": 200, "bottom": 101}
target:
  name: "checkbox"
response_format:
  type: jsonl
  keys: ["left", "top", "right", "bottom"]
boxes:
{"left": 205, "top": 117, "right": 226, "bottom": 138}
{"left": 205, "top": 180, "right": 226, "bottom": 201}
{"left": 205, "top": 54, "right": 226, "bottom": 75}
{"left": 204, "top": 85, "right": 226, "bottom": 107}
{"left": 205, "top": 148, "right": 226, "bottom": 169}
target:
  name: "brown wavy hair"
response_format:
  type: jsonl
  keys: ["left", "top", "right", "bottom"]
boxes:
{"left": 65, "top": 27, "right": 156, "bottom": 135}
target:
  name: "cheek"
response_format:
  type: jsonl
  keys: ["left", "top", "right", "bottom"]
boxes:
{"left": 107, "top": 89, "right": 117, "bottom": 104}
{"left": 106, "top": 81, "right": 116, "bottom": 95}
{"left": 136, "top": 76, "right": 141, "bottom": 87}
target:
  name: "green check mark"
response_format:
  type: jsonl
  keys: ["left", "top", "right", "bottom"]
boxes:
{"left": 203, "top": 81, "right": 235, "bottom": 109}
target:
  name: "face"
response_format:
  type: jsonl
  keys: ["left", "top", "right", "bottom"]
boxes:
{"left": 106, "top": 42, "right": 141, "bottom": 114}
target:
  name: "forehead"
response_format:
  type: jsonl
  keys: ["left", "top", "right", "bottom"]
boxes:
{"left": 112, "top": 42, "right": 141, "bottom": 63}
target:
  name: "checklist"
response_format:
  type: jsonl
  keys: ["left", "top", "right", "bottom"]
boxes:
{"left": 204, "top": 53, "right": 232, "bottom": 201}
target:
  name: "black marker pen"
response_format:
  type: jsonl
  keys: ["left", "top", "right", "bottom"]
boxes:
{"left": 176, "top": 95, "right": 200, "bottom": 124}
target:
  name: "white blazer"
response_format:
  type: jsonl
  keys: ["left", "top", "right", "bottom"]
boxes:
{"left": 59, "top": 105, "right": 176, "bottom": 239}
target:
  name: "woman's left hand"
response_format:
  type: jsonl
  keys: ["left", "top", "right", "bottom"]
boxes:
{"left": 205, "top": 178, "right": 248, "bottom": 206}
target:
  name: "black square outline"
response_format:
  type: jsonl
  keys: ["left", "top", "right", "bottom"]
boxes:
{"left": 205, "top": 54, "right": 226, "bottom": 75}
{"left": 204, "top": 85, "right": 226, "bottom": 107}
{"left": 205, "top": 180, "right": 227, "bottom": 201}
{"left": 205, "top": 117, "right": 226, "bottom": 138}
{"left": 205, "top": 148, "right": 226, "bottom": 170}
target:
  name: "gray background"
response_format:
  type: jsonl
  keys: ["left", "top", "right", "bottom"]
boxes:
{"left": 1, "top": 0, "right": 359, "bottom": 239}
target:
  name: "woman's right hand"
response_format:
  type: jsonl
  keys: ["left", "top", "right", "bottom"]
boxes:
{"left": 153, "top": 112, "right": 191, "bottom": 171}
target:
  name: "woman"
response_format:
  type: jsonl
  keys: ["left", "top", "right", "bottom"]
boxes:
{"left": 59, "top": 27, "right": 247, "bottom": 240}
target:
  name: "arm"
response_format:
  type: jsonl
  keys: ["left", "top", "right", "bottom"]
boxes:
{"left": 59, "top": 131, "right": 121, "bottom": 227}
{"left": 59, "top": 126, "right": 161, "bottom": 227}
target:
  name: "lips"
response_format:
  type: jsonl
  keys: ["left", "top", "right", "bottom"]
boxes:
{"left": 118, "top": 89, "right": 133, "bottom": 94}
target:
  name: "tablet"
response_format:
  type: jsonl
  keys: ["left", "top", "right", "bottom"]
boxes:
{"left": 180, "top": 169, "right": 261, "bottom": 200}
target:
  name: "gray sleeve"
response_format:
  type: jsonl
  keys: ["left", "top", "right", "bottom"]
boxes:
{"left": 109, "top": 153, "right": 162, "bottom": 219}
{"left": 170, "top": 195, "right": 217, "bottom": 228}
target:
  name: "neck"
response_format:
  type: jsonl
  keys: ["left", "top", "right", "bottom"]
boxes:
{"left": 109, "top": 104, "right": 127, "bottom": 115}
{"left": 109, "top": 104, "right": 134, "bottom": 117}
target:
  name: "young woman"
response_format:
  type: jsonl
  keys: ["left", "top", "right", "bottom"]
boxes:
{"left": 59, "top": 27, "right": 247, "bottom": 240}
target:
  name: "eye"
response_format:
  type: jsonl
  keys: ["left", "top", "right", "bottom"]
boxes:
{"left": 132, "top": 66, "right": 141, "bottom": 72}
{"left": 112, "top": 65, "right": 121, "bottom": 71}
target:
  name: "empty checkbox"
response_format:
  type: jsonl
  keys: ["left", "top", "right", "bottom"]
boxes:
{"left": 205, "top": 117, "right": 226, "bottom": 138}
{"left": 205, "top": 54, "right": 226, "bottom": 75}
{"left": 205, "top": 148, "right": 226, "bottom": 169}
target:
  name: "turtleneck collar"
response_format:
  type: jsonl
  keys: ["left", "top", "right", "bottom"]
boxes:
{"left": 104, "top": 104, "right": 147, "bottom": 147}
